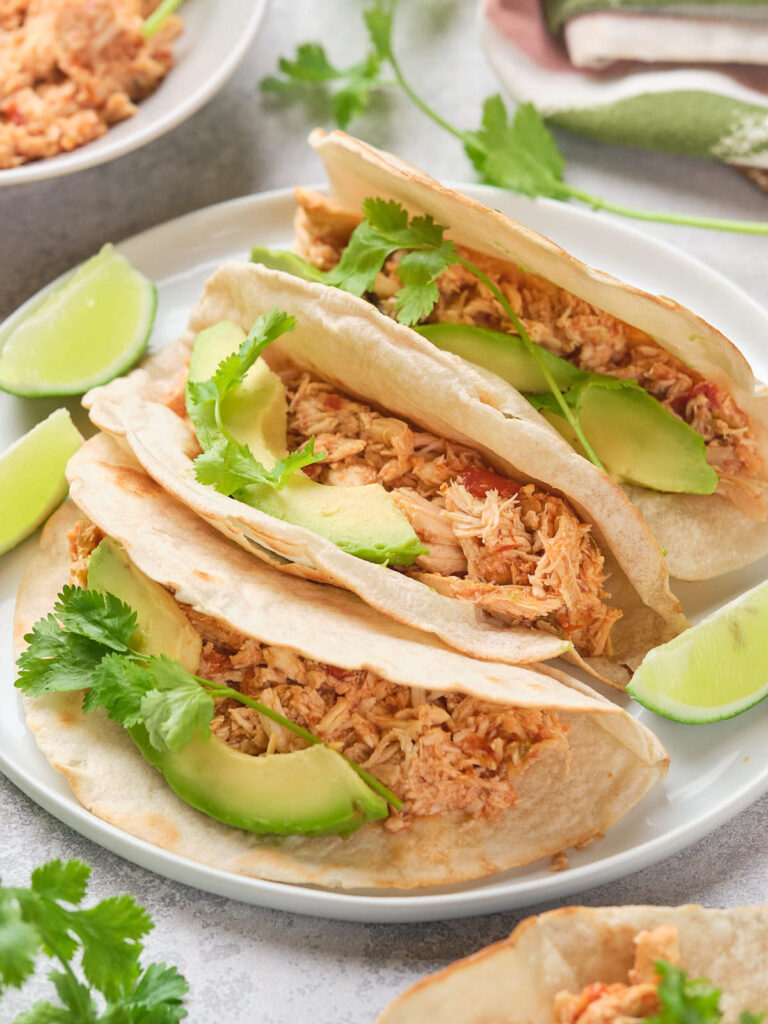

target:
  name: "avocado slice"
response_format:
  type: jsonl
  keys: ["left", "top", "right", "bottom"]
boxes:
{"left": 188, "top": 322, "right": 427, "bottom": 565}
{"left": 86, "top": 537, "right": 389, "bottom": 835}
{"left": 530, "top": 381, "right": 719, "bottom": 494}
{"left": 415, "top": 323, "right": 589, "bottom": 392}
{"left": 250, "top": 246, "right": 328, "bottom": 284}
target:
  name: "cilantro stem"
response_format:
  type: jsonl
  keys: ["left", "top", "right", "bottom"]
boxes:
{"left": 46, "top": 936, "right": 95, "bottom": 1020}
{"left": 565, "top": 185, "right": 768, "bottom": 235}
{"left": 456, "top": 256, "right": 605, "bottom": 471}
{"left": 382, "top": 1, "right": 466, "bottom": 144}
{"left": 203, "top": 681, "right": 403, "bottom": 810}
{"left": 142, "top": 0, "right": 183, "bottom": 38}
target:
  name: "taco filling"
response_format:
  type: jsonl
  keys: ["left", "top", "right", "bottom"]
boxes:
{"left": 293, "top": 189, "right": 765, "bottom": 520}
{"left": 280, "top": 367, "right": 620, "bottom": 658}
{"left": 68, "top": 518, "right": 568, "bottom": 834}
{"left": 555, "top": 925, "right": 680, "bottom": 1024}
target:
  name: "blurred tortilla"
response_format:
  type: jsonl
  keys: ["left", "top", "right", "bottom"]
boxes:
{"left": 377, "top": 904, "right": 768, "bottom": 1021}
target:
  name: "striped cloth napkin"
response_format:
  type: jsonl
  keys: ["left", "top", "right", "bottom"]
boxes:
{"left": 481, "top": 0, "right": 768, "bottom": 174}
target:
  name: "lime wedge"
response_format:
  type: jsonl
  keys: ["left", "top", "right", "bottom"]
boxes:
{"left": 0, "top": 409, "right": 83, "bottom": 556}
{"left": 0, "top": 244, "right": 156, "bottom": 397}
{"left": 628, "top": 581, "right": 768, "bottom": 722}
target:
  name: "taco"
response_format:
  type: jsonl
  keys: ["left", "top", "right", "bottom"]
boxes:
{"left": 13, "top": 432, "right": 668, "bottom": 889}
{"left": 263, "top": 129, "right": 768, "bottom": 581}
{"left": 377, "top": 905, "right": 768, "bottom": 1021}
{"left": 84, "top": 260, "right": 686, "bottom": 686}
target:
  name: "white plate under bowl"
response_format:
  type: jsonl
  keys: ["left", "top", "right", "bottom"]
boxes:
{"left": 0, "top": 0, "right": 268, "bottom": 188}
{"left": 2, "top": 186, "right": 768, "bottom": 922}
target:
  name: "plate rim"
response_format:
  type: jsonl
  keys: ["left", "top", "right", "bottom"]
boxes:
{"left": 3, "top": 183, "right": 768, "bottom": 923}
{"left": 0, "top": 0, "right": 270, "bottom": 188}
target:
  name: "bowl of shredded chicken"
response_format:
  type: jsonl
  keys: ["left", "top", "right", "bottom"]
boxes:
{"left": 0, "top": 0, "right": 267, "bottom": 183}
{"left": 1, "top": 0, "right": 182, "bottom": 169}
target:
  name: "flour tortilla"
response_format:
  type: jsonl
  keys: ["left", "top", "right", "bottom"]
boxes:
{"left": 307, "top": 129, "right": 768, "bottom": 581}
{"left": 84, "top": 262, "right": 686, "bottom": 686}
{"left": 15, "top": 433, "right": 668, "bottom": 890}
{"left": 377, "top": 904, "right": 768, "bottom": 1021}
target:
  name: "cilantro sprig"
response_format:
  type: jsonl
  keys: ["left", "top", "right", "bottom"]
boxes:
{"left": 185, "top": 308, "right": 327, "bottom": 498}
{"left": 260, "top": 198, "right": 604, "bottom": 469}
{"left": 264, "top": 0, "right": 768, "bottom": 237}
{"left": 647, "top": 960, "right": 765, "bottom": 1024}
{"left": 16, "top": 586, "right": 402, "bottom": 810}
{"left": 0, "top": 858, "right": 187, "bottom": 1023}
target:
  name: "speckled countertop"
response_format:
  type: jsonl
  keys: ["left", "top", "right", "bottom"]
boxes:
{"left": 2, "top": 2, "right": 768, "bottom": 1020}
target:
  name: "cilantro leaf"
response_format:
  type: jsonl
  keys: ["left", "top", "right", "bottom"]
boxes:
{"left": 48, "top": 968, "right": 96, "bottom": 1020}
{"left": 54, "top": 587, "right": 137, "bottom": 654}
{"left": 184, "top": 379, "right": 219, "bottom": 451}
{"left": 12, "top": 1000, "right": 69, "bottom": 1024}
{"left": 646, "top": 961, "right": 725, "bottom": 1024}
{"left": 262, "top": 41, "right": 384, "bottom": 129}
{"left": 82, "top": 655, "right": 156, "bottom": 728}
{"left": 363, "top": 0, "right": 393, "bottom": 61}
{"left": 139, "top": 657, "right": 214, "bottom": 752}
{"left": 2, "top": 858, "right": 187, "bottom": 1021}
{"left": 102, "top": 962, "right": 188, "bottom": 1024}
{"left": 184, "top": 309, "right": 296, "bottom": 464}
{"left": 464, "top": 98, "right": 570, "bottom": 200}
{"left": 30, "top": 861, "right": 89, "bottom": 907}
{"left": 16, "top": 624, "right": 106, "bottom": 697}
{"left": 73, "top": 895, "right": 152, "bottom": 1001}
{"left": 325, "top": 219, "right": 397, "bottom": 295}
{"left": 193, "top": 437, "right": 324, "bottom": 496}
{"left": 326, "top": 199, "right": 458, "bottom": 324}
{"left": 0, "top": 894, "right": 40, "bottom": 991}
{"left": 16, "top": 589, "right": 138, "bottom": 698}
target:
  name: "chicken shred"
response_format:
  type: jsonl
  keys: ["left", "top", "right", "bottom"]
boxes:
{"left": 185, "top": 608, "right": 569, "bottom": 829}
{"left": 554, "top": 926, "right": 681, "bottom": 1024}
{"left": 294, "top": 188, "right": 766, "bottom": 520}
{"left": 66, "top": 520, "right": 569, "bottom": 830}
{"left": 283, "top": 368, "right": 621, "bottom": 658}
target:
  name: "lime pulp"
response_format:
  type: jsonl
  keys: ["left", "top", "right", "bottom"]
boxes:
{"left": 0, "top": 244, "right": 156, "bottom": 397}
{"left": 628, "top": 579, "right": 768, "bottom": 723}
{"left": 0, "top": 409, "right": 83, "bottom": 556}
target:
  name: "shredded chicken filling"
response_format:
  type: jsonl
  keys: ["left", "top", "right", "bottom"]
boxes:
{"left": 554, "top": 925, "right": 681, "bottom": 1024}
{"left": 294, "top": 188, "right": 766, "bottom": 520}
{"left": 282, "top": 368, "right": 621, "bottom": 658}
{"left": 66, "top": 520, "right": 568, "bottom": 830}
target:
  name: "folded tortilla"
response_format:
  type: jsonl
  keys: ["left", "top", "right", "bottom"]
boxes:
{"left": 301, "top": 129, "right": 768, "bottom": 581}
{"left": 14, "top": 432, "right": 668, "bottom": 890}
{"left": 377, "top": 904, "right": 768, "bottom": 1020}
{"left": 84, "top": 262, "right": 686, "bottom": 685}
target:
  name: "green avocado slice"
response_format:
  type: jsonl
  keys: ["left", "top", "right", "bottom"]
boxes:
{"left": 529, "top": 380, "right": 719, "bottom": 494}
{"left": 250, "top": 246, "right": 328, "bottom": 284}
{"left": 86, "top": 537, "right": 389, "bottom": 836}
{"left": 415, "top": 323, "right": 589, "bottom": 391}
{"left": 188, "top": 321, "right": 427, "bottom": 565}
{"left": 416, "top": 322, "right": 716, "bottom": 496}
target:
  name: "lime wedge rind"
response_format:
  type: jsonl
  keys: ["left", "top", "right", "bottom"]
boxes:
{"left": 0, "top": 408, "right": 83, "bottom": 556}
{"left": 0, "top": 245, "right": 156, "bottom": 397}
{"left": 627, "top": 677, "right": 768, "bottom": 724}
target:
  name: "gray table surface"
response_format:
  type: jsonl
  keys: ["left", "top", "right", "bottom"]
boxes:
{"left": 2, "top": 1, "right": 768, "bottom": 1020}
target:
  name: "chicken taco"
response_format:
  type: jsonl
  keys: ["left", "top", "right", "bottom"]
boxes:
{"left": 253, "top": 130, "right": 768, "bottom": 581}
{"left": 84, "top": 262, "right": 686, "bottom": 686}
{"left": 377, "top": 904, "right": 768, "bottom": 1021}
{"left": 14, "top": 432, "right": 668, "bottom": 889}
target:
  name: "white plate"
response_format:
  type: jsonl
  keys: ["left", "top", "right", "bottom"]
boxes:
{"left": 2, "top": 186, "right": 768, "bottom": 923}
{"left": 0, "top": 0, "right": 268, "bottom": 188}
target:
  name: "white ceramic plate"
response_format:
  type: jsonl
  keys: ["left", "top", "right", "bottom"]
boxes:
{"left": 0, "top": 0, "right": 268, "bottom": 188}
{"left": 2, "top": 186, "right": 768, "bottom": 923}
